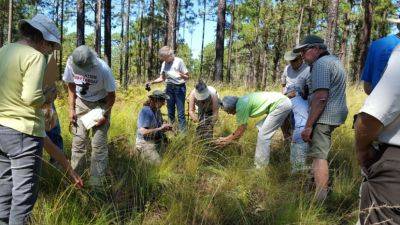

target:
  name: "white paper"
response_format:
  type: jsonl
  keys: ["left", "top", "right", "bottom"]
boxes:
{"left": 80, "top": 108, "right": 104, "bottom": 130}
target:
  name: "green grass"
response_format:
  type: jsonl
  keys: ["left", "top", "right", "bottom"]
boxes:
{"left": 31, "top": 83, "right": 366, "bottom": 225}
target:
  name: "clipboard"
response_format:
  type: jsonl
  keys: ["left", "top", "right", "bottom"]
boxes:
{"left": 43, "top": 54, "right": 60, "bottom": 90}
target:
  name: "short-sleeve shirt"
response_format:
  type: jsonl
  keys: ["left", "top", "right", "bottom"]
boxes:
{"left": 236, "top": 92, "right": 287, "bottom": 125}
{"left": 63, "top": 57, "right": 116, "bottom": 102}
{"left": 361, "top": 35, "right": 400, "bottom": 90}
{"left": 136, "top": 106, "right": 164, "bottom": 141}
{"left": 281, "top": 63, "right": 310, "bottom": 94}
{"left": 360, "top": 45, "right": 400, "bottom": 146}
{"left": 310, "top": 54, "right": 348, "bottom": 125}
{"left": 160, "top": 57, "right": 188, "bottom": 85}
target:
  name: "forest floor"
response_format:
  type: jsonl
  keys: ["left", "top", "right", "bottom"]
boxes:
{"left": 32, "top": 82, "right": 365, "bottom": 225}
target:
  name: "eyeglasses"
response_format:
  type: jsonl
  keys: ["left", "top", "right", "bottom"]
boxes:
{"left": 301, "top": 45, "right": 315, "bottom": 55}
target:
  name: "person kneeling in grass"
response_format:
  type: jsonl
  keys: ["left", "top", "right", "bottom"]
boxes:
{"left": 215, "top": 92, "right": 292, "bottom": 168}
{"left": 188, "top": 80, "right": 219, "bottom": 142}
{"left": 135, "top": 90, "right": 173, "bottom": 165}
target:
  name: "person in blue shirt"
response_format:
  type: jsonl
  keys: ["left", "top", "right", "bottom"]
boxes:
{"left": 361, "top": 16, "right": 400, "bottom": 95}
{"left": 135, "top": 90, "right": 173, "bottom": 164}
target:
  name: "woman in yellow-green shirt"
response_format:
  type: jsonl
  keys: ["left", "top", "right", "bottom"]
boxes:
{"left": 0, "top": 14, "right": 82, "bottom": 225}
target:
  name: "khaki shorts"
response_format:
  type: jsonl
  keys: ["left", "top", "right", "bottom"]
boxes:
{"left": 308, "top": 123, "right": 337, "bottom": 160}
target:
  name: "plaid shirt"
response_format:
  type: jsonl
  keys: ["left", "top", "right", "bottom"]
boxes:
{"left": 310, "top": 54, "right": 348, "bottom": 125}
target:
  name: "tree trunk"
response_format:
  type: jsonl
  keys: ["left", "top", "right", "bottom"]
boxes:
{"left": 119, "top": 0, "right": 124, "bottom": 85}
{"left": 226, "top": 0, "right": 235, "bottom": 83}
{"left": 199, "top": 0, "right": 206, "bottom": 78}
{"left": 77, "top": 0, "right": 85, "bottom": 46}
{"left": 339, "top": 8, "right": 350, "bottom": 64}
{"left": 147, "top": 0, "right": 155, "bottom": 80}
{"left": 272, "top": 0, "right": 285, "bottom": 83}
{"left": 95, "top": 0, "right": 102, "bottom": 55}
{"left": 214, "top": 0, "right": 226, "bottom": 82}
{"left": 350, "top": 18, "right": 362, "bottom": 83}
{"left": 325, "top": 0, "right": 339, "bottom": 53}
{"left": 306, "top": 0, "right": 313, "bottom": 35}
{"left": 59, "top": 0, "right": 64, "bottom": 78}
{"left": 123, "top": 0, "right": 130, "bottom": 89}
{"left": 296, "top": 4, "right": 304, "bottom": 45}
{"left": 7, "top": 0, "right": 12, "bottom": 43}
{"left": 104, "top": 0, "right": 111, "bottom": 66}
{"left": 167, "top": 0, "right": 178, "bottom": 50}
{"left": 359, "top": 0, "right": 372, "bottom": 79}
{"left": 137, "top": 0, "right": 143, "bottom": 81}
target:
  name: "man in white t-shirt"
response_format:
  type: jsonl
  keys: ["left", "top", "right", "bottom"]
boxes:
{"left": 147, "top": 46, "right": 189, "bottom": 132}
{"left": 63, "top": 45, "right": 116, "bottom": 188}
{"left": 355, "top": 44, "right": 400, "bottom": 225}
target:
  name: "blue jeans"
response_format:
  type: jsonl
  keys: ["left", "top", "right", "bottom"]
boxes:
{"left": 46, "top": 122, "right": 64, "bottom": 164}
{"left": 165, "top": 83, "right": 186, "bottom": 131}
{"left": 0, "top": 125, "right": 43, "bottom": 225}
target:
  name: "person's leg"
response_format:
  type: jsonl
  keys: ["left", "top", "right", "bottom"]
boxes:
{"left": 254, "top": 98, "right": 292, "bottom": 168}
{"left": 175, "top": 85, "right": 187, "bottom": 131}
{"left": 309, "top": 123, "right": 336, "bottom": 201}
{"left": 0, "top": 126, "right": 13, "bottom": 224}
{"left": 165, "top": 85, "right": 176, "bottom": 124}
{"left": 89, "top": 119, "right": 110, "bottom": 187}
{"left": 71, "top": 99, "right": 90, "bottom": 175}
{"left": 135, "top": 140, "right": 161, "bottom": 165}
{"left": 47, "top": 122, "right": 64, "bottom": 165}
{"left": 9, "top": 133, "right": 43, "bottom": 225}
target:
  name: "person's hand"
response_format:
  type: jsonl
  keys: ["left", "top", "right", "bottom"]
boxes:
{"left": 69, "top": 109, "right": 77, "bottom": 124}
{"left": 160, "top": 123, "right": 173, "bottom": 131}
{"left": 145, "top": 82, "right": 151, "bottom": 91}
{"left": 67, "top": 169, "right": 84, "bottom": 189}
{"left": 214, "top": 137, "right": 231, "bottom": 148}
{"left": 301, "top": 127, "right": 313, "bottom": 142}
{"left": 357, "top": 146, "right": 377, "bottom": 169}
{"left": 95, "top": 116, "right": 108, "bottom": 127}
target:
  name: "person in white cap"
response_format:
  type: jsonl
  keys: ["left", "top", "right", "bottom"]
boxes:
{"left": 281, "top": 50, "right": 311, "bottom": 173}
{"left": 188, "top": 80, "right": 219, "bottom": 141}
{"left": 0, "top": 14, "right": 83, "bottom": 225}
{"left": 63, "top": 45, "right": 116, "bottom": 188}
{"left": 361, "top": 14, "right": 400, "bottom": 95}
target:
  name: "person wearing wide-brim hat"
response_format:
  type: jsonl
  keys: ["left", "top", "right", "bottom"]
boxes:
{"left": 134, "top": 90, "right": 173, "bottom": 165}
{"left": 62, "top": 45, "right": 116, "bottom": 188}
{"left": 360, "top": 15, "right": 400, "bottom": 95}
{"left": 188, "top": 81, "right": 219, "bottom": 141}
{"left": 0, "top": 14, "right": 84, "bottom": 224}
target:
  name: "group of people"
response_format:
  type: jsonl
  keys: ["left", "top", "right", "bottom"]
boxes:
{"left": 0, "top": 12, "right": 399, "bottom": 225}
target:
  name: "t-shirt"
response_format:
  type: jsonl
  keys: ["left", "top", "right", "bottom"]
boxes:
{"left": 361, "top": 34, "right": 400, "bottom": 90}
{"left": 310, "top": 54, "right": 348, "bottom": 125}
{"left": 0, "top": 43, "right": 47, "bottom": 137}
{"left": 360, "top": 45, "right": 400, "bottom": 146}
{"left": 136, "top": 106, "right": 164, "bottom": 141}
{"left": 63, "top": 57, "right": 116, "bottom": 102}
{"left": 236, "top": 92, "right": 287, "bottom": 125}
{"left": 160, "top": 57, "right": 188, "bottom": 85}
{"left": 281, "top": 63, "right": 310, "bottom": 94}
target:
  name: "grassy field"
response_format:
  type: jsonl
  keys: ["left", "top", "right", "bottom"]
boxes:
{"left": 32, "top": 83, "right": 366, "bottom": 225}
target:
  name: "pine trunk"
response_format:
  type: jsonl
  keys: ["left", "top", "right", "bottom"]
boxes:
{"left": 199, "top": 0, "right": 206, "bottom": 78}
{"left": 95, "top": 0, "right": 102, "bottom": 55}
{"left": 59, "top": 0, "right": 64, "bottom": 78}
{"left": 104, "top": 0, "right": 112, "bottom": 66}
{"left": 226, "top": 0, "right": 235, "bottom": 83}
{"left": 325, "top": 0, "right": 339, "bottom": 53}
{"left": 119, "top": 0, "right": 124, "bottom": 85}
{"left": 339, "top": 9, "right": 350, "bottom": 64}
{"left": 306, "top": 0, "right": 313, "bottom": 35}
{"left": 147, "top": 0, "right": 154, "bottom": 80}
{"left": 167, "top": 0, "right": 177, "bottom": 50}
{"left": 7, "top": 0, "right": 12, "bottom": 43}
{"left": 123, "top": 0, "right": 130, "bottom": 89}
{"left": 77, "top": 0, "right": 85, "bottom": 46}
{"left": 296, "top": 5, "right": 304, "bottom": 45}
{"left": 359, "top": 0, "right": 372, "bottom": 79}
{"left": 214, "top": 0, "right": 226, "bottom": 82}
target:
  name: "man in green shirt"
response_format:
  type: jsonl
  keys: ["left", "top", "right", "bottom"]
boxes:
{"left": 216, "top": 92, "right": 292, "bottom": 168}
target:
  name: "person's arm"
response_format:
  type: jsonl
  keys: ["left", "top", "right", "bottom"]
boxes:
{"left": 211, "top": 94, "right": 219, "bottom": 124}
{"left": 43, "top": 136, "right": 84, "bottom": 188}
{"left": 301, "top": 89, "right": 329, "bottom": 142}
{"left": 188, "top": 91, "right": 198, "bottom": 122}
{"left": 354, "top": 113, "right": 383, "bottom": 168}
{"left": 177, "top": 59, "right": 189, "bottom": 80}
{"left": 103, "top": 91, "right": 116, "bottom": 116}
{"left": 67, "top": 83, "right": 77, "bottom": 124}
{"left": 363, "top": 81, "right": 372, "bottom": 95}
{"left": 216, "top": 124, "right": 247, "bottom": 147}
{"left": 21, "top": 54, "right": 46, "bottom": 107}
{"left": 281, "top": 66, "right": 288, "bottom": 93}
{"left": 177, "top": 71, "right": 189, "bottom": 80}
{"left": 139, "top": 124, "right": 172, "bottom": 136}
{"left": 150, "top": 74, "right": 165, "bottom": 84}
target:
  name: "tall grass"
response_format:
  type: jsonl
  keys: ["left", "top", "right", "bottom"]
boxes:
{"left": 31, "top": 83, "right": 366, "bottom": 225}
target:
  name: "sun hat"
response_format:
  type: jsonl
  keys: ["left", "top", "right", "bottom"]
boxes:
{"left": 284, "top": 50, "right": 301, "bottom": 61}
{"left": 194, "top": 81, "right": 216, "bottom": 101}
{"left": 221, "top": 96, "right": 239, "bottom": 111}
{"left": 70, "top": 45, "right": 99, "bottom": 75}
{"left": 149, "top": 90, "right": 170, "bottom": 100}
{"left": 19, "top": 14, "right": 60, "bottom": 48}
{"left": 387, "top": 14, "right": 400, "bottom": 23}
{"left": 293, "top": 35, "right": 324, "bottom": 53}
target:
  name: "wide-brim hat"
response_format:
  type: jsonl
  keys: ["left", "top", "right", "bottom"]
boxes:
{"left": 284, "top": 51, "right": 301, "bottom": 61}
{"left": 149, "top": 90, "right": 170, "bottom": 100}
{"left": 293, "top": 35, "right": 324, "bottom": 53}
{"left": 195, "top": 86, "right": 216, "bottom": 101}
{"left": 70, "top": 45, "right": 99, "bottom": 75}
{"left": 19, "top": 14, "right": 61, "bottom": 49}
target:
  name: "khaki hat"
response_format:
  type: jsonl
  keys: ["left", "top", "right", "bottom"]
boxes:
{"left": 293, "top": 35, "right": 324, "bottom": 53}
{"left": 70, "top": 45, "right": 99, "bottom": 75}
{"left": 149, "top": 90, "right": 170, "bottom": 100}
{"left": 284, "top": 51, "right": 301, "bottom": 61}
{"left": 19, "top": 14, "right": 60, "bottom": 48}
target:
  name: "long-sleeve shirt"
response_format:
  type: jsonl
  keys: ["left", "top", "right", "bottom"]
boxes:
{"left": 0, "top": 43, "right": 47, "bottom": 137}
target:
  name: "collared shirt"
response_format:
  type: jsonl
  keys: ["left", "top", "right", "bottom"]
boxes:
{"left": 160, "top": 57, "right": 188, "bottom": 85}
{"left": 136, "top": 106, "right": 164, "bottom": 142}
{"left": 310, "top": 54, "right": 348, "bottom": 125}
{"left": 360, "top": 45, "right": 400, "bottom": 146}
{"left": 281, "top": 63, "right": 310, "bottom": 94}
{"left": 361, "top": 34, "right": 400, "bottom": 90}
